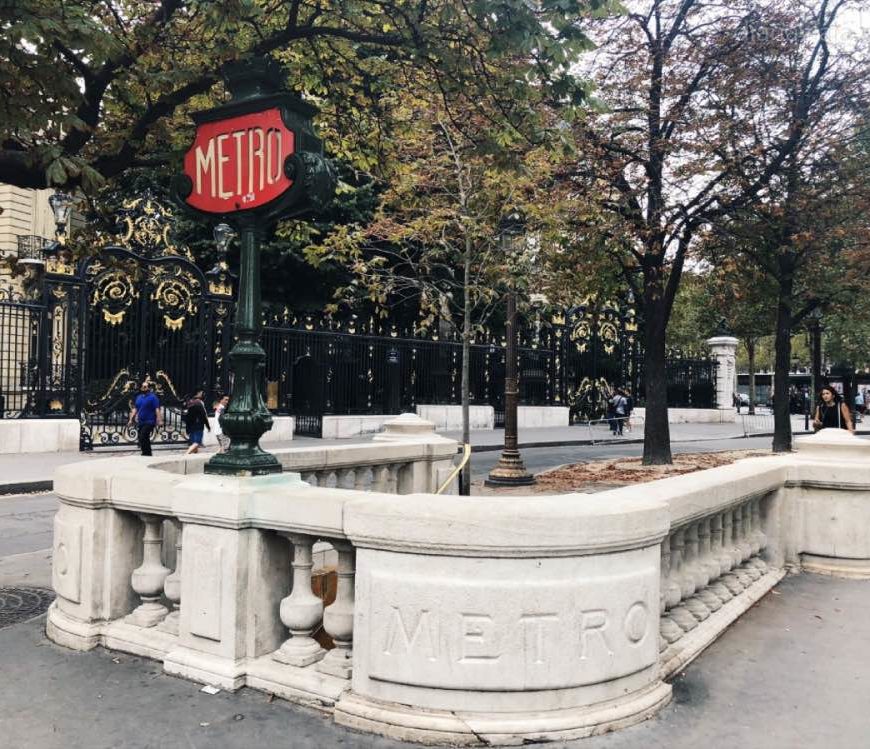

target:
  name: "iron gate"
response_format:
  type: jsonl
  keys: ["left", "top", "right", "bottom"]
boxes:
{"left": 0, "top": 196, "right": 234, "bottom": 449}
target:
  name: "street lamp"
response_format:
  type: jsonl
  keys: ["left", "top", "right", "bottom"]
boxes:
{"left": 41, "top": 192, "right": 77, "bottom": 274}
{"left": 810, "top": 307, "right": 823, "bottom": 413}
{"left": 205, "top": 224, "right": 237, "bottom": 297}
{"left": 48, "top": 192, "right": 75, "bottom": 241}
{"left": 485, "top": 210, "right": 535, "bottom": 488}
{"left": 175, "top": 58, "right": 336, "bottom": 476}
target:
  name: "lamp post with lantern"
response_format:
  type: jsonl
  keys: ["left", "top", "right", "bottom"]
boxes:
{"left": 810, "top": 307, "right": 823, "bottom": 414}
{"left": 174, "top": 58, "right": 335, "bottom": 477}
{"left": 485, "top": 210, "right": 535, "bottom": 488}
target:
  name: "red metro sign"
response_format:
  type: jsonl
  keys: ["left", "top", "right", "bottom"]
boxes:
{"left": 182, "top": 107, "right": 295, "bottom": 214}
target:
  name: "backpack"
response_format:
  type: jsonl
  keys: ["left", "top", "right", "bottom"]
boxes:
{"left": 182, "top": 401, "right": 201, "bottom": 431}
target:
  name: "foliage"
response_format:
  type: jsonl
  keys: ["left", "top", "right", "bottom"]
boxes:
{"left": 1, "top": 0, "right": 613, "bottom": 191}
{"left": 548, "top": 0, "right": 869, "bottom": 461}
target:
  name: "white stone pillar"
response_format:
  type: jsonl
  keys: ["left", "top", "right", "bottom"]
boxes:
{"left": 706, "top": 334, "right": 740, "bottom": 418}
{"left": 125, "top": 514, "right": 171, "bottom": 628}
{"left": 274, "top": 533, "right": 326, "bottom": 667}
{"left": 158, "top": 519, "right": 183, "bottom": 635}
{"left": 317, "top": 541, "right": 355, "bottom": 679}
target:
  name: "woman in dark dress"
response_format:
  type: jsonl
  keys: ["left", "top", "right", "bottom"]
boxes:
{"left": 812, "top": 386, "right": 854, "bottom": 434}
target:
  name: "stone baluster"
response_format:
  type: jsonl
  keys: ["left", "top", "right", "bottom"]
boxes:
{"left": 715, "top": 512, "right": 735, "bottom": 576}
{"left": 301, "top": 471, "right": 318, "bottom": 486}
{"left": 660, "top": 540, "right": 684, "bottom": 647}
{"left": 682, "top": 523, "right": 710, "bottom": 622}
{"left": 317, "top": 541, "right": 356, "bottom": 678}
{"left": 668, "top": 531, "right": 697, "bottom": 633}
{"left": 125, "top": 514, "right": 171, "bottom": 628}
{"left": 158, "top": 519, "right": 183, "bottom": 635}
{"left": 372, "top": 465, "right": 390, "bottom": 492}
{"left": 274, "top": 533, "right": 326, "bottom": 667}
{"left": 737, "top": 504, "right": 754, "bottom": 563}
{"left": 731, "top": 508, "right": 755, "bottom": 586}
{"left": 695, "top": 519, "right": 723, "bottom": 613}
{"left": 748, "top": 498, "right": 768, "bottom": 572}
{"left": 687, "top": 522, "right": 711, "bottom": 591}
{"left": 720, "top": 511, "right": 747, "bottom": 595}
{"left": 708, "top": 514, "right": 734, "bottom": 603}
{"left": 662, "top": 535, "right": 683, "bottom": 611}
{"left": 336, "top": 468, "right": 354, "bottom": 490}
{"left": 736, "top": 504, "right": 761, "bottom": 581}
{"left": 353, "top": 468, "right": 368, "bottom": 491}
{"left": 386, "top": 463, "right": 401, "bottom": 494}
{"left": 673, "top": 528, "right": 696, "bottom": 601}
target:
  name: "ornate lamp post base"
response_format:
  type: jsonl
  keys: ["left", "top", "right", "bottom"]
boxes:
{"left": 485, "top": 450, "right": 536, "bottom": 487}
{"left": 205, "top": 450, "right": 282, "bottom": 477}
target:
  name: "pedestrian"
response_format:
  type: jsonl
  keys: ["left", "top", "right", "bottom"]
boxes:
{"left": 623, "top": 388, "right": 635, "bottom": 432}
{"left": 128, "top": 381, "right": 162, "bottom": 457}
{"left": 733, "top": 392, "right": 742, "bottom": 414}
{"left": 213, "top": 394, "right": 230, "bottom": 453}
{"left": 812, "top": 386, "right": 854, "bottom": 433}
{"left": 610, "top": 389, "right": 628, "bottom": 436}
{"left": 855, "top": 389, "right": 865, "bottom": 418}
{"left": 183, "top": 389, "right": 211, "bottom": 454}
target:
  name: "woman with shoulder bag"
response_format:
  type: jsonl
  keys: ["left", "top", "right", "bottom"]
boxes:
{"left": 812, "top": 386, "right": 854, "bottom": 434}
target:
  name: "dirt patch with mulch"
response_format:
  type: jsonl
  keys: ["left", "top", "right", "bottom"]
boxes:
{"left": 473, "top": 450, "right": 769, "bottom": 496}
{"left": 536, "top": 450, "right": 770, "bottom": 494}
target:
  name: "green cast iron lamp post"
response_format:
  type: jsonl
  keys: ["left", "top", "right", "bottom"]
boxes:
{"left": 174, "top": 58, "right": 336, "bottom": 476}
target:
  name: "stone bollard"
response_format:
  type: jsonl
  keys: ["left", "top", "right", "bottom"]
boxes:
{"left": 373, "top": 413, "right": 459, "bottom": 493}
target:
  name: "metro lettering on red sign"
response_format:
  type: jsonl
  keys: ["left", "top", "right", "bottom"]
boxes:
{"left": 182, "top": 107, "right": 295, "bottom": 214}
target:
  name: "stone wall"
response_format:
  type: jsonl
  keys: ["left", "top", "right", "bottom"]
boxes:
{"left": 44, "top": 428, "right": 870, "bottom": 745}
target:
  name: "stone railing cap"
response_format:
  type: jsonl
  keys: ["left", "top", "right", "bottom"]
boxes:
{"left": 794, "top": 428, "right": 870, "bottom": 461}
{"left": 345, "top": 492, "right": 669, "bottom": 557}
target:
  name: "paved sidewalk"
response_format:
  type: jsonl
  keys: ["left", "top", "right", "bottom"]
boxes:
{"left": 0, "top": 416, "right": 838, "bottom": 494}
{"left": 1, "top": 573, "right": 868, "bottom": 749}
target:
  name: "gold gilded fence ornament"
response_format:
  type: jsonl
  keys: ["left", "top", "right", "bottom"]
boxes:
{"left": 115, "top": 195, "right": 194, "bottom": 262}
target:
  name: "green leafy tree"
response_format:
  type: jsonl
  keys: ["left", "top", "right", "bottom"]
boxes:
{"left": 310, "top": 90, "right": 567, "bottom": 492}
{"left": 1, "top": 0, "right": 611, "bottom": 191}
{"left": 555, "top": 0, "right": 865, "bottom": 462}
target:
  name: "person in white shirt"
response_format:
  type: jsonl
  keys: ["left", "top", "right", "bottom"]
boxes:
{"left": 213, "top": 395, "right": 230, "bottom": 453}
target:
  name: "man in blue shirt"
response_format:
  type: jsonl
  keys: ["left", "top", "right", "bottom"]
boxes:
{"left": 128, "top": 381, "right": 162, "bottom": 456}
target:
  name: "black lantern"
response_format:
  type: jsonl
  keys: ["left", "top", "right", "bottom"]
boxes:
{"left": 206, "top": 223, "right": 237, "bottom": 297}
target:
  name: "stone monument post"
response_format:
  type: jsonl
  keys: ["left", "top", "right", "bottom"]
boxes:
{"left": 706, "top": 331, "right": 740, "bottom": 422}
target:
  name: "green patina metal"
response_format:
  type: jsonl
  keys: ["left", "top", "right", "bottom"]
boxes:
{"left": 174, "top": 58, "right": 336, "bottom": 476}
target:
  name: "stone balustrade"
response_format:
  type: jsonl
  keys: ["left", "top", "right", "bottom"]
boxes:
{"left": 658, "top": 495, "right": 776, "bottom": 675}
{"left": 46, "top": 428, "right": 870, "bottom": 746}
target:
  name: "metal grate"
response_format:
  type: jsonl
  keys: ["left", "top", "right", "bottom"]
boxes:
{"left": 16, "top": 235, "right": 49, "bottom": 263}
{"left": 294, "top": 413, "right": 323, "bottom": 437}
{"left": 0, "top": 587, "right": 55, "bottom": 629}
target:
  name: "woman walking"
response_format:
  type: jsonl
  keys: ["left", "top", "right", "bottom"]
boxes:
{"left": 183, "top": 390, "right": 211, "bottom": 454}
{"left": 812, "top": 386, "right": 855, "bottom": 434}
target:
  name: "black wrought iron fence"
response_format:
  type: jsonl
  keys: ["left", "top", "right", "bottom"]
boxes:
{"left": 0, "top": 197, "right": 718, "bottom": 447}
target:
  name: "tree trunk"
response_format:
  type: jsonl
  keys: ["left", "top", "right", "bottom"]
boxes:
{"left": 460, "top": 241, "right": 472, "bottom": 496}
{"left": 747, "top": 338, "right": 756, "bottom": 416}
{"left": 772, "top": 270, "right": 794, "bottom": 452}
{"left": 642, "top": 293, "right": 672, "bottom": 465}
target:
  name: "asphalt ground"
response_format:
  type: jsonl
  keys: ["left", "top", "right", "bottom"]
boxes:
{"left": 0, "top": 573, "right": 868, "bottom": 748}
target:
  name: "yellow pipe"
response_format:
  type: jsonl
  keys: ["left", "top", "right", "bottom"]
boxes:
{"left": 435, "top": 442, "right": 472, "bottom": 495}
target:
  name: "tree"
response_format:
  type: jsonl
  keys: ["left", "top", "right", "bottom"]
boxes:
{"left": 2, "top": 0, "right": 610, "bottom": 192}
{"left": 311, "top": 93, "right": 559, "bottom": 493}
{"left": 554, "top": 0, "right": 866, "bottom": 462}
{"left": 702, "top": 12, "right": 870, "bottom": 450}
